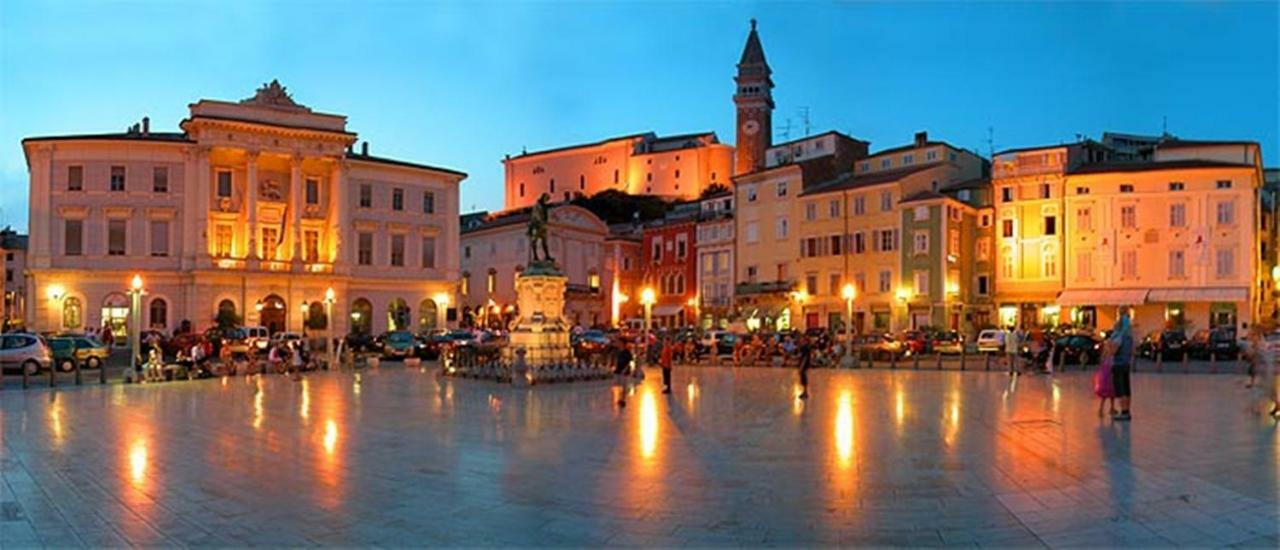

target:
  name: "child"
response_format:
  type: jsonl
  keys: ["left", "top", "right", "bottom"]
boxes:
{"left": 1095, "top": 338, "right": 1117, "bottom": 417}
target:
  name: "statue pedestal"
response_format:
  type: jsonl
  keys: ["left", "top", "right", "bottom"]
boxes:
{"left": 506, "top": 262, "right": 573, "bottom": 365}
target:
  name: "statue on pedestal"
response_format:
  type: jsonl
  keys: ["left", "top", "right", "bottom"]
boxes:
{"left": 527, "top": 193, "right": 553, "bottom": 266}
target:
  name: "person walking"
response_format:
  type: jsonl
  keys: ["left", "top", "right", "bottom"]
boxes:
{"left": 613, "top": 339, "right": 634, "bottom": 408}
{"left": 1243, "top": 325, "right": 1280, "bottom": 417}
{"left": 1005, "top": 325, "right": 1021, "bottom": 375}
{"left": 659, "top": 337, "right": 674, "bottom": 394}
{"left": 1110, "top": 312, "right": 1135, "bottom": 421}
{"left": 797, "top": 334, "right": 813, "bottom": 400}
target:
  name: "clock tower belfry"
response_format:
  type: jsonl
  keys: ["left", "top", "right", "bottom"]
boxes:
{"left": 734, "top": 18, "right": 774, "bottom": 176}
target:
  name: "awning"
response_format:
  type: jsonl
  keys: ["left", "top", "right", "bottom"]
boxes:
{"left": 652, "top": 304, "right": 685, "bottom": 316}
{"left": 1147, "top": 287, "right": 1247, "bottom": 303}
{"left": 1057, "top": 289, "right": 1149, "bottom": 306}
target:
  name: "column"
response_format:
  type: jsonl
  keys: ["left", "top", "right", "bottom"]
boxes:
{"left": 245, "top": 150, "right": 259, "bottom": 259}
{"left": 289, "top": 154, "right": 303, "bottom": 263}
{"left": 329, "top": 159, "right": 347, "bottom": 266}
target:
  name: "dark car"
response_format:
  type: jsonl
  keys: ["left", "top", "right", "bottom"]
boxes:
{"left": 572, "top": 330, "right": 612, "bottom": 359}
{"left": 380, "top": 330, "right": 418, "bottom": 359}
{"left": 415, "top": 332, "right": 449, "bottom": 360}
{"left": 1138, "top": 329, "right": 1187, "bottom": 360}
{"left": 203, "top": 327, "right": 250, "bottom": 356}
{"left": 344, "top": 332, "right": 377, "bottom": 353}
{"left": 48, "top": 336, "right": 110, "bottom": 371}
{"left": 1187, "top": 328, "right": 1238, "bottom": 359}
{"left": 930, "top": 331, "right": 964, "bottom": 354}
{"left": 1052, "top": 334, "right": 1102, "bottom": 365}
{"left": 901, "top": 330, "right": 930, "bottom": 355}
{"left": 854, "top": 333, "right": 906, "bottom": 360}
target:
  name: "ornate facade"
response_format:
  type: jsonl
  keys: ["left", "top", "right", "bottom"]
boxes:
{"left": 22, "top": 82, "right": 465, "bottom": 339}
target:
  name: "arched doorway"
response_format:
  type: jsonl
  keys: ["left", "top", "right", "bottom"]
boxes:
{"left": 388, "top": 298, "right": 410, "bottom": 331}
{"left": 307, "top": 302, "right": 327, "bottom": 330}
{"left": 216, "top": 299, "right": 238, "bottom": 328}
{"left": 62, "top": 296, "right": 83, "bottom": 330}
{"left": 418, "top": 299, "right": 438, "bottom": 333}
{"left": 101, "top": 293, "right": 129, "bottom": 346}
{"left": 259, "top": 294, "right": 286, "bottom": 334}
{"left": 351, "top": 298, "right": 372, "bottom": 334}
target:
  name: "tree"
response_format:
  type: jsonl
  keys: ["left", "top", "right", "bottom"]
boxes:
{"left": 700, "top": 183, "right": 730, "bottom": 198}
{"left": 215, "top": 308, "right": 241, "bottom": 329}
{"left": 571, "top": 189, "right": 669, "bottom": 224}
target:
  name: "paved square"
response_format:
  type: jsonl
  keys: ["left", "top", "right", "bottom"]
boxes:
{"left": 1, "top": 366, "right": 1276, "bottom": 547}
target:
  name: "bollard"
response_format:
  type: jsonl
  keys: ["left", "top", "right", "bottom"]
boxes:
{"left": 1182, "top": 352, "right": 1189, "bottom": 374}
{"left": 912, "top": 352, "right": 920, "bottom": 370}
{"left": 960, "top": 348, "right": 967, "bottom": 371}
{"left": 1210, "top": 352, "right": 1217, "bottom": 374}
{"left": 936, "top": 352, "right": 943, "bottom": 370}
{"left": 1058, "top": 349, "right": 1066, "bottom": 373}
{"left": 890, "top": 352, "right": 898, "bottom": 370}
{"left": 1156, "top": 352, "right": 1163, "bottom": 373}
{"left": 984, "top": 352, "right": 991, "bottom": 371}
{"left": 50, "top": 364, "right": 57, "bottom": 388}
{"left": 74, "top": 360, "right": 81, "bottom": 385}
{"left": 100, "top": 356, "right": 108, "bottom": 384}
{"left": 22, "top": 363, "right": 29, "bottom": 389}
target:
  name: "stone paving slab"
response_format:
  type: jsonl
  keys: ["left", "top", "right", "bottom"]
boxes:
{"left": 1, "top": 365, "right": 1276, "bottom": 547}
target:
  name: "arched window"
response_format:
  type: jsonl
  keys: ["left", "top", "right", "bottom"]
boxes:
{"left": 388, "top": 298, "right": 410, "bottom": 331}
{"left": 351, "top": 298, "right": 373, "bottom": 334}
{"left": 149, "top": 298, "right": 168, "bottom": 330}
{"left": 419, "top": 299, "right": 439, "bottom": 332}
{"left": 216, "top": 299, "right": 238, "bottom": 327}
{"left": 62, "top": 296, "right": 82, "bottom": 329}
{"left": 1041, "top": 243, "right": 1058, "bottom": 278}
{"left": 307, "top": 302, "right": 327, "bottom": 330}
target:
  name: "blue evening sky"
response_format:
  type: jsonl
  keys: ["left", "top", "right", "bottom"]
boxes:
{"left": 1, "top": 1, "right": 1276, "bottom": 230}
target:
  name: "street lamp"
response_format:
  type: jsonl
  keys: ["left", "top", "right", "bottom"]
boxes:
{"left": 433, "top": 291, "right": 450, "bottom": 331}
{"left": 640, "top": 286, "right": 656, "bottom": 364}
{"left": 46, "top": 284, "right": 65, "bottom": 331}
{"left": 129, "top": 274, "right": 144, "bottom": 377}
{"left": 841, "top": 283, "right": 857, "bottom": 368}
{"left": 323, "top": 287, "right": 336, "bottom": 365}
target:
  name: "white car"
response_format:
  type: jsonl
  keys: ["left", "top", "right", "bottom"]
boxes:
{"left": 976, "top": 329, "right": 1006, "bottom": 353}
{"left": 243, "top": 326, "right": 270, "bottom": 351}
{"left": 270, "top": 332, "right": 304, "bottom": 346}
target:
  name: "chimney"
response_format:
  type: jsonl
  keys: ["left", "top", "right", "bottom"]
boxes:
{"left": 142, "top": 116, "right": 150, "bottom": 135}
{"left": 914, "top": 131, "right": 928, "bottom": 148}
{"left": 361, "top": 141, "right": 369, "bottom": 156}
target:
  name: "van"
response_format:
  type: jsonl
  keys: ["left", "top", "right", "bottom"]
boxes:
{"left": 243, "top": 326, "right": 270, "bottom": 351}
{"left": 976, "top": 329, "right": 1005, "bottom": 353}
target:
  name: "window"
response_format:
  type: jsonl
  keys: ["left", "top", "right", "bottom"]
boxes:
{"left": 550, "top": 179, "right": 556, "bottom": 193}
{"left": 149, "top": 299, "right": 167, "bottom": 330}
{"left": 830, "top": 235, "right": 843, "bottom": 255}
{"left": 651, "top": 238, "right": 663, "bottom": 262}
{"left": 110, "top": 166, "right": 125, "bottom": 191}
{"left": 1001, "top": 219, "right": 1014, "bottom": 238}
{"left": 1169, "top": 182, "right": 1184, "bottom": 191}
{"left": 580, "top": 175, "right": 586, "bottom": 190}
{"left": 460, "top": 275, "right": 470, "bottom": 296}
{"left": 1169, "top": 249, "right": 1186, "bottom": 278}
{"left": 977, "top": 275, "right": 989, "bottom": 295}
{"left": 1120, "top": 184, "right": 1134, "bottom": 193}
{"left": 859, "top": 161, "right": 870, "bottom": 172}
{"left": 977, "top": 239, "right": 990, "bottom": 261}
{"left": 421, "top": 237, "right": 436, "bottom": 268}
{"left": 776, "top": 217, "right": 788, "bottom": 239}
{"left": 878, "top": 270, "right": 891, "bottom": 293}
{"left": 1042, "top": 244, "right": 1058, "bottom": 278}
{"left": 423, "top": 191, "right": 435, "bottom": 214}
{"left": 926, "top": 150, "right": 937, "bottom": 161}
{"left": 1077, "top": 207, "right": 1093, "bottom": 232}
{"left": 390, "top": 235, "right": 405, "bottom": 266}
{"left": 1120, "top": 205, "right": 1136, "bottom": 229}
{"left": 745, "top": 221, "right": 759, "bottom": 243}
{"left": 1039, "top": 183, "right": 1050, "bottom": 199}
{"left": 64, "top": 219, "right": 83, "bottom": 256}
{"left": 776, "top": 263, "right": 788, "bottom": 281}
{"left": 949, "top": 229, "right": 960, "bottom": 254}
{"left": 903, "top": 154, "right": 914, "bottom": 165}
{"left": 1120, "top": 250, "right": 1137, "bottom": 279}
{"left": 676, "top": 233, "right": 688, "bottom": 259}
{"left": 879, "top": 228, "right": 898, "bottom": 251}
{"left": 464, "top": 246, "right": 470, "bottom": 259}
{"left": 1216, "top": 200, "right": 1235, "bottom": 225}
{"left": 854, "top": 273, "right": 866, "bottom": 293}
{"left": 777, "top": 181, "right": 788, "bottom": 197}
{"left": 68, "top": 165, "right": 83, "bottom": 191}
{"left": 304, "top": 230, "right": 319, "bottom": 263}
{"left": 852, "top": 196, "right": 865, "bottom": 215}
{"left": 914, "top": 206, "right": 929, "bottom": 220}
{"left": 152, "top": 167, "right": 168, "bottom": 193}
{"left": 804, "top": 202, "right": 817, "bottom": 221}
{"left": 358, "top": 232, "right": 373, "bottom": 265}
{"left": 214, "top": 224, "right": 232, "bottom": 257}
{"left": 217, "top": 170, "right": 233, "bottom": 198}
{"left": 108, "top": 220, "right": 126, "bottom": 256}
{"left": 392, "top": 188, "right": 404, "bottom": 211}
{"left": 305, "top": 178, "right": 319, "bottom": 205}
{"left": 914, "top": 271, "right": 928, "bottom": 295}
{"left": 805, "top": 274, "right": 818, "bottom": 296}
{"left": 1001, "top": 247, "right": 1014, "bottom": 279}
{"left": 980, "top": 214, "right": 991, "bottom": 227}
{"left": 487, "top": 271, "right": 496, "bottom": 294}
{"left": 1077, "top": 251, "right": 1092, "bottom": 280}
{"left": 880, "top": 158, "right": 891, "bottom": 169}
{"left": 1216, "top": 248, "right": 1235, "bottom": 278}
{"left": 519, "top": 182, "right": 525, "bottom": 197}
{"left": 746, "top": 185, "right": 758, "bottom": 202}
{"left": 149, "top": 220, "right": 168, "bottom": 257}
{"left": 1075, "top": 186, "right": 1090, "bottom": 195}
{"left": 880, "top": 191, "right": 893, "bottom": 211}
{"left": 1044, "top": 215, "right": 1056, "bottom": 236}
{"left": 4, "top": 269, "right": 9, "bottom": 283}
{"left": 913, "top": 231, "right": 929, "bottom": 255}
{"left": 1216, "top": 180, "right": 1232, "bottom": 189}
{"left": 260, "top": 228, "right": 278, "bottom": 260}
{"left": 1170, "top": 203, "right": 1186, "bottom": 227}
{"left": 359, "top": 184, "right": 372, "bottom": 208}
{"left": 746, "top": 265, "right": 758, "bottom": 283}
{"left": 853, "top": 232, "right": 866, "bottom": 253}
{"left": 588, "top": 272, "right": 600, "bottom": 290}
{"left": 1001, "top": 187, "right": 1013, "bottom": 202}
{"left": 828, "top": 200, "right": 840, "bottom": 218}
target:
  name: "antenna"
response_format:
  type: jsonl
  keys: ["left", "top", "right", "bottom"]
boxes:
{"left": 986, "top": 126, "right": 995, "bottom": 159}
{"left": 778, "top": 118, "right": 793, "bottom": 142}
{"left": 797, "top": 107, "right": 811, "bottom": 138}
{"left": 1162, "top": 115, "right": 1168, "bottom": 136}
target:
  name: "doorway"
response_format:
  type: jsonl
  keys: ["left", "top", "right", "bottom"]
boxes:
{"left": 260, "top": 294, "right": 286, "bottom": 334}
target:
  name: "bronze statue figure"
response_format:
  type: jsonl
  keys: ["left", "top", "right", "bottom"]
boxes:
{"left": 528, "top": 193, "right": 553, "bottom": 263}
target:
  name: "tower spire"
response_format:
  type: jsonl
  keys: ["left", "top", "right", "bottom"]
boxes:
{"left": 734, "top": 19, "right": 775, "bottom": 176}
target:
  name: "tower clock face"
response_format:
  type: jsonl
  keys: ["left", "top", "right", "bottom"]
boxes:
{"left": 742, "top": 119, "right": 760, "bottom": 136}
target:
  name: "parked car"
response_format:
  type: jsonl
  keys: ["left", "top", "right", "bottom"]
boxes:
{"left": 379, "top": 331, "right": 418, "bottom": 359}
{"left": 244, "top": 326, "right": 270, "bottom": 352}
{"left": 343, "top": 332, "right": 376, "bottom": 353}
{"left": 270, "top": 331, "right": 305, "bottom": 348}
{"left": 854, "top": 333, "right": 906, "bottom": 360}
{"left": 900, "top": 330, "right": 930, "bottom": 355}
{"left": 0, "top": 333, "right": 52, "bottom": 375}
{"left": 48, "top": 336, "right": 110, "bottom": 371}
{"left": 931, "top": 331, "right": 964, "bottom": 355}
{"left": 1187, "top": 328, "right": 1238, "bottom": 359}
{"left": 1051, "top": 334, "right": 1102, "bottom": 365}
{"left": 1138, "top": 329, "right": 1187, "bottom": 360}
{"left": 443, "top": 330, "right": 480, "bottom": 348}
{"left": 572, "top": 329, "right": 612, "bottom": 359}
{"left": 976, "top": 329, "right": 1006, "bottom": 353}
{"left": 204, "top": 327, "right": 250, "bottom": 356}
{"left": 700, "top": 330, "right": 739, "bottom": 356}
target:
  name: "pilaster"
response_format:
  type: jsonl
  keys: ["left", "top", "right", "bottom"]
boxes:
{"left": 289, "top": 154, "right": 303, "bottom": 262}
{"left": 245, "top": 150, "right": 260, "bottom": 260}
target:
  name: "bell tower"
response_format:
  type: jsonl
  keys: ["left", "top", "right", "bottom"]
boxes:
{"left": 734, "top": 19, "right": 774, "bottom": 176}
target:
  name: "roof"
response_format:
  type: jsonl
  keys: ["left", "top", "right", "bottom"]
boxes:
{"left": 1068, "top": 159, "right": 1255, "bottom": 175}
{"left": 1157, "top": 138, "right": 1259, "bottom": 150}
{"left": 346, "top": 151, "right": 466, "bottom": 177}
{"left": 0, "top": 231, "right": 27, "bottom": 251}
{"left": 899, "top": 190, "right": 947, "bottom": 205}
{"left": 768, "top": 130, "right": 870, "bottom": 151}
{"left": 871, "top": 141, "right": 959, "bottom": 157}
{"left": 22, "top": 131, "right": 193, "bottom": 144}
{"left": 799, "top": 162, "right": 942, "bottom": 197}
{"left": 739, "top": 20, "right": 768, "bottom": 66}
{"left": 699, "top": 189, "right": 733, "bottom": 200}
{"left": 461, "top": 207, "right": 532, "bottom": 235}
{"left": 939, "top": 177, "right": 990, "bottom": 192}
{"left": 507, "top": 132, "right": 652, "bottom": 160}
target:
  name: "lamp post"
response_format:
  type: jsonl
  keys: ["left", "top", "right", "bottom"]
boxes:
{"left": 128, "top": 274, "right": 144, "bottom": 377}
{"left": 324, "top": 287, "right": 336, "bottom": 364}
{"left": 434, "top": 291, "right": 450, "bottom": 332}
{"left": 842, "top": 283, "right": 856, "bottom": 368}
{"left": 640, "top": 287, "right": 656, "bottom": 365}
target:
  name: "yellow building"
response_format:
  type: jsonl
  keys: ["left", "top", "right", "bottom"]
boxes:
{"left": 22, "top": 82, "right": 465, "bottom": 338}
{"left": 1061, "top": 140, "right": 1271, "bottom": 336}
